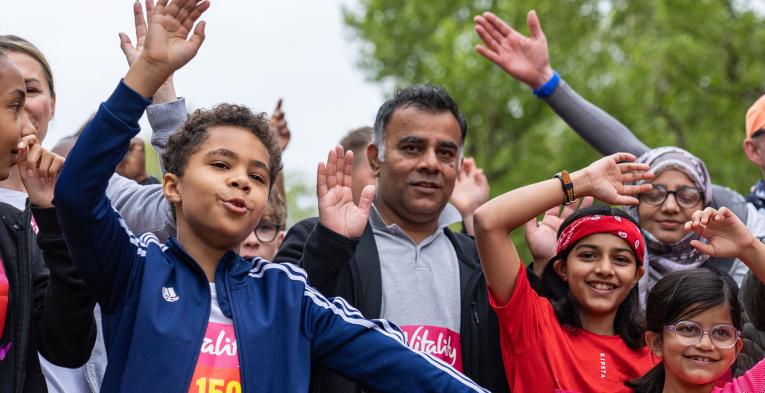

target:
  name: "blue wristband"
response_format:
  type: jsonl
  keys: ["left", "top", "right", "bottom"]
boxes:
{"left": 532, "top": 71, "right": 560, "bottom": 98}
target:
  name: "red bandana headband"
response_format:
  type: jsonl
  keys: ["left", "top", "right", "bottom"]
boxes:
{"left": 556, "top": 215, "right": 646, "bottom": 266}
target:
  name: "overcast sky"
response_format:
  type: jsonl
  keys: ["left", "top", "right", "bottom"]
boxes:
{"left": 0, "top": 0, "right": 383, "bottom": 180}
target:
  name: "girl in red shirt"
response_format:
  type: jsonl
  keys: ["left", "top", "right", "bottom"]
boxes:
{"left": 474, "top": 153, "right": 657, "bottom": 392}
{"left": 628, "top": 207, "right": 765, "bottom": 393}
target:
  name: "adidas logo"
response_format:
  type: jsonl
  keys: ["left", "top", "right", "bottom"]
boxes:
{"left": 162, "top": 287, "right": 180, "bottom": 303}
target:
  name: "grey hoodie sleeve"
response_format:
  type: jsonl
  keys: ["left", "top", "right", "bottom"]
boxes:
{"left": 102, "top": 99, "right": 187, "bottom": 242}
{"left": 105, "top": 175, "right": 175, "bottom": 242}
{"left": 542, "top": 79, "right": 650, "bottom": 157}
{"left": 145, "top": 97, "right": 188, "bottom": 174}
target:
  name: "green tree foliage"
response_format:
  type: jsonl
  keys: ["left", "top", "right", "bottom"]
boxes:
{"left": 344, "top": 0, "right": 765, "bottom": 196}
{"left": 284, "top": 170, "right": 318, "bottom": 228}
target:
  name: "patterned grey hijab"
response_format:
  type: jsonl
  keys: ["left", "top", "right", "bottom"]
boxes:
{"left": 630, "top": 147, "right": 712, "bottom": 306}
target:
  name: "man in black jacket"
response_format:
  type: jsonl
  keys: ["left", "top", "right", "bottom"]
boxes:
{"left": 275, "top": 85, "right": 508, "bottom": 393}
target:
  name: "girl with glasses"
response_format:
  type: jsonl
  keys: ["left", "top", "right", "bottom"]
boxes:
{"left": 628, "top": 206, "right": 765, "bottom": 392}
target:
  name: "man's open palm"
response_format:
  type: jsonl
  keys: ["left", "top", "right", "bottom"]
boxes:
{"left": 317, "top": 146, "right": 375, "bottom": 238}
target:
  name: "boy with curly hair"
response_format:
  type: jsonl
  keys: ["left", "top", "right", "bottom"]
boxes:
{"left": 54, "top": 1, "right": 487, "bottom": 392}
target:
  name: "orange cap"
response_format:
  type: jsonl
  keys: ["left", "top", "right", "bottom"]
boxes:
{"left": 746, "top": 94, "right": 765, "bottom": 140}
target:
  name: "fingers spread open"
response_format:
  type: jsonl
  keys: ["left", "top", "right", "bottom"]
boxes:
{"left": 475, "top": 25, "right": 500, "bottom": 53}
{"left": 183, "top": 1, "right": 210, "bottom": 34}
{"left": 175, "top": 0, "right": 197, "bottom": 26}
{"left": 164, "top": 0, "right": 187, "bottom": 18}
{"left": 476, "top": 18, "right": 507, "bottom": 48}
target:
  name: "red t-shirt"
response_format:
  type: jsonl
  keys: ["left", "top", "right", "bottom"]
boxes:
{"left": 491, "top": 264, "right": 658, "bottom": 393}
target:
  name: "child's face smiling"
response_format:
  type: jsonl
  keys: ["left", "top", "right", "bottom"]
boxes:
{"left": 168, "top": 125, "right": 271, "bottom": 251}
{"left": 653, "top": 304, "right": 742, "bottom": 389}
{"left": 556, "top": 233, "right": 642, "bottom": 321}
{"left": 0, "top": 61, "right": 29, "bottom": 179}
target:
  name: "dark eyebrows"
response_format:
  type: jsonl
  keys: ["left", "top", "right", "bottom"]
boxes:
{"left": 575, "top": 244, "right": 599, "bottom": 251}
{"left": 575, "top": 243, "right": 634, "bottom": 258}
{"left": 397, "top": 135, "right": 425, "bottom": 145}
{"left": 206, "top": 148, "right": 237, "bottom": 160}
{"left": 206, "top": 148, "right": 269, "bottom": 171}
{"left": 437, "top": 140, "right": 459, "bottom": 151}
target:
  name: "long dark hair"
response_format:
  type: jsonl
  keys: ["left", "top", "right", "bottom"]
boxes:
{"left": 625, "top": 269, "right": 741, "bottom": 392}
{"left": 539, "top": 205, "right": 645, "bottom": 349}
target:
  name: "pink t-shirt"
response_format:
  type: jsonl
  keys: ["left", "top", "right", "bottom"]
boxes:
{"left": 400, "top": 325, "right": 462, "bottom": 371}
{"left": 188, "top": 284, "right": 241, "bottom": 393}
{"left": 712, "top": 359, "right": 765, "bottom": 393}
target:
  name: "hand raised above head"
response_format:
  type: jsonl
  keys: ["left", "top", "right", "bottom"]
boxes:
{"left": 571, "top": 152, "right": 653, "bottom": 206}
{"left": 317, "top": 146, "right": 375, "bottom": 239}
{"left": 474, "top": 10, "right": 554, "bottom": 89}
{"left": 270, "top": 99, "right": 291, "bottom": 152}
{"left": 119, "top": 0, "right": 157, "bottom": 67}
{"left": 124, "top": 0, "right": 209, "bottom": 98}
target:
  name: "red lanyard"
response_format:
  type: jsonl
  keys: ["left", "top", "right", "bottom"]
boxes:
{"left": 0, "top": 257, "right": 8, "bottom": 339}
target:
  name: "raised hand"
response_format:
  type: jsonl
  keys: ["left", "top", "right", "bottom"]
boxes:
{"left": 119, "top": 0, "right": 177, "bottom": 104}
{"left": 16, "top": 135, "right": 64, "bottom": 208}
{"left": 525, "top": 197, "right": 594, "bottom": 274}
{"left": 270, "top": 99, "right": 291, "bottom": 152}
{"left": 124, "top": 0, "right": 209, "bottom": 98}
{"left": 450, "top": 158, "right": 489, "bottom": 215}
{"left": 572, "top": 152, "right": 653, "bottom": 206}
{"left": 474, "top": 10, "right": 554, "bottom": 89}
{"left": 317, "top": 146, "right": 376, "bottom": 238}
{"left": 119, "top": 0, "right": 156, "bottom": 67}
{"left": 685, "top": 207, "right": 754, "bottom": 258}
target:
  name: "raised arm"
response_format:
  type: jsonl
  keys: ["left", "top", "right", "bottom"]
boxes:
{"left": 474, "top": 10, "right": 649, "bottom": 156}
{"left": 686, "top": 207, "right": 765, "bottom": 284}
{"left": 473, "top": 153, "right": 652, "bottom": 305}
{"left": 55, "top": 0, "right": 208, "bottom": 309}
